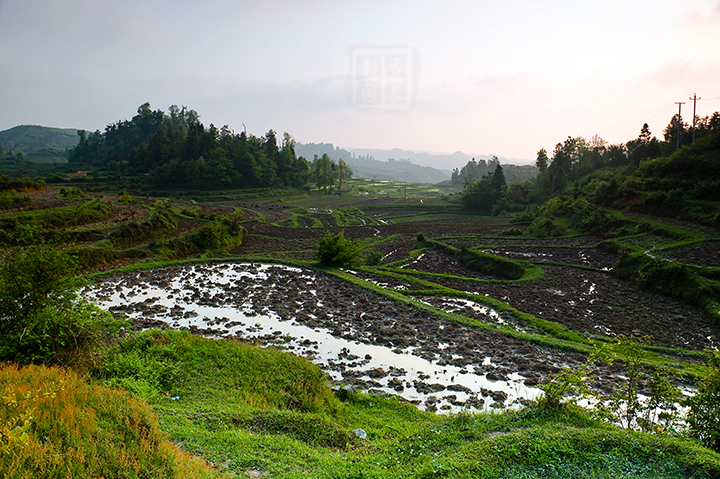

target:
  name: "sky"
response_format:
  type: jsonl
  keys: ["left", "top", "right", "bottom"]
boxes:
{"left": 1, "top": 0, "right": 720, "bottom": 167}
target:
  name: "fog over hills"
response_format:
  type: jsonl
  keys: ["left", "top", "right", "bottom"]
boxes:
{"left": 296, "top": 142, "right": 533, "bottom": 184}
{"left": 346, "top": 147, "right": 533, "bottom": 171}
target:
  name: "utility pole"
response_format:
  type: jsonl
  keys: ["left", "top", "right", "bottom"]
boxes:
{"left": 689, "top": 93, "right": 701, "bottom": 143}
{"left": 674, "top": 101, "right": 686, "bottom": 152}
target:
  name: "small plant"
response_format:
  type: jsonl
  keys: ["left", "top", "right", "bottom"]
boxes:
{"left": 316, "top": 230, "right": 362, "bottom": 267}
{"left": 416, "top": 232, "right": 426, "bottom": 243}
{"left": 597, "top": 334, "right": 650, "bottom": 430}
{"left": 365, "top": 250, "right": 383, "bottom": 266}
{"left": 118, "top": 189, "right": 135, "bottom": 204}
{"left": 498, "top": 227, "right": 523, "bottom": 236}
{"left": 537, "top": 348, "right": 603, "bottom": 412}
{"left": 58, "top": 186, "right": 85, "bottom": 199}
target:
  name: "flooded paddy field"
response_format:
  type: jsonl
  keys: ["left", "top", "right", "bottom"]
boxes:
{"left": 84, "top": 262, "right": 589, "bottom": 413}
{"left": 85, "top": 230, "right": 718, "bottom": 413}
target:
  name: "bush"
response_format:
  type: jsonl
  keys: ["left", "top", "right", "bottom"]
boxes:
{"left": 58, "top": 186, "right": 85, "bottom": 199}
{"left": 0, "top": 190, "right": 32, "bottom": 210}
{"left": 498, "top": 227, "right": 524, "bottom": 236}
{"left": 527, "top": 217, "right": 567, "bottom": 238}
{"left": 365, "top": 250, "right": 383, "bottom": 266}
{"left": 192, "top": 211, "right": 245, "bottom": 252}
{"left": 110, "top": 204, "right": 177, "bottom": 247}
{"left": 316, "top": 230, "right": 363, "bottom": 267}
{"left": 686, "top": 350, "right": 720, "bottom": 452}
{"left": 0, "top": 244, "right": 123, "bottom": 366}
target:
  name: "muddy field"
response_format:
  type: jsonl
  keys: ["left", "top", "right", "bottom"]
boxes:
{"left": 87, "top": 263, "right": 586, "bottom": 412}
{"left": 85, "top": 206, "right": 719, "bottom": 411}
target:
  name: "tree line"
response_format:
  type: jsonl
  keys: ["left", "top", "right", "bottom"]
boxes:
{"left": 460, "top": 111, "right": 720, "bottom": 215}
{"left": 69, "top": 103, "right": 353, "bottom": 192}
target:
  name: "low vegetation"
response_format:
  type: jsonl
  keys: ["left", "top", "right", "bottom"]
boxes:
{"left": 0, "top": 363, "right": 223, "bottom": 479}
{"left": 88, "top": 329, "right": 720, "bottom": 478}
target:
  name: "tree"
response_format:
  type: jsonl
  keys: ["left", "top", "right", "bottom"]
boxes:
{"left": 639, "top": 123, "right": 652, "bottom": 144}
{"left": 535, "top": 148, "right": 549, "bottom": 173}
{"left": 491, "top": 164, "right": 506, "bottom": 193}
{"left": 461, "top": 174, "right": 496, "bottom": 213}
{"left": 450, "top": 168, "right": 460, "bottom": 185}
{"left": 627, "top": 124, "right": 663, "bottom": 165}
{"left": 663, "top": 114, "right": 689, "bottom": 150}
{"left": 313, "top": 154, "right": 334, "bottom": 192}
{"left": 337, "top": 159, "right": 352, "bottom": 194}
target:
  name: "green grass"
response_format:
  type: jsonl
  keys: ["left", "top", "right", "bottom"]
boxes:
{"left": 90, "top": 329, "right": 720, "bottom": 478}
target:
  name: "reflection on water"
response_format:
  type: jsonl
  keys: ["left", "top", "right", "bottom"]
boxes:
{"left": 84, "top": 263, "right": 542, "bottom": 413}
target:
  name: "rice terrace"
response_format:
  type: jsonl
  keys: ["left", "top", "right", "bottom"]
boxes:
{"left": 1, "top": 106, "right": 720, "bottom": 478}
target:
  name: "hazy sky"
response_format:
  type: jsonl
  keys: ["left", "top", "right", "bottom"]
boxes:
{"left": 1, "top": 0, "right": 720, "bottom": 164}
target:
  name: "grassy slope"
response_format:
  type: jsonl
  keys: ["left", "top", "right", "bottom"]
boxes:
{"left": 0, "top": 362, "right": 224, "bottom": 479}
{"left": 91, "top": 330, "right": 720, "bottom": 479}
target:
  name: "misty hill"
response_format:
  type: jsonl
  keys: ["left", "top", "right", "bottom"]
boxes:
{"left": 297, "top": 143, "right": 537, "bottom": 184}
{"left": 0, "top": 125, "right": 80, "bottom": 162}
{"left": 296, "top": 143, "right": 450, "bottom": 183}
{"left": 347, "top": 147, "right": 532, "bottom": 170}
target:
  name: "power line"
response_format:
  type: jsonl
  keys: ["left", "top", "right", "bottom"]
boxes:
{"left": 590, "top": 91, "right": 720, "bottom": 146}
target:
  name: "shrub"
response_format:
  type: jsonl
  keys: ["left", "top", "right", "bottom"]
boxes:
{"left": 192, "top": 211, "right": 245, "bottom": 252}
{"left": 527, "top": 217, "right": 567, "bottom": 238}
{"left": 498, "top": 227, "right": 523, "bottom": 236}
{"left": 110, "top": 204, "right": 178, "bottom": 247}
{"left": 0, "top": 244, "right": 123, "bottom": 366}
{"left": 316, "top": 230, "right": 363, "bottom": 267}
{"left": 686, "top": 350, "right": 720, "bottom": 452}
{"left": 0, "top": 190, "right": 32, "bottom": 210}
{"left": 365, "top": 249, "right": 383, "bottom": 266}
{"left": 58, "top": 186, "right": 85, "bottom": 199}
{"left": 118, "top": 189, "right": 136, "bottom": 204}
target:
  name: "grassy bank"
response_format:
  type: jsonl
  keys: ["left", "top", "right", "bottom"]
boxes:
{"left": 80, "top": 329, "right": 720, "bottom": 478}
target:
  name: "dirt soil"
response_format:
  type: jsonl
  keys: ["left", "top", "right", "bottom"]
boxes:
{"left": 237, "top": 219, "right": 717, "bottom": 351}
{"left": 659, "top": 241, "right": 720, "bottom": 268}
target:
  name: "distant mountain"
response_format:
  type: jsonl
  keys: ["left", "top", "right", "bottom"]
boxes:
{"left": 347, "top": 147, "right": 532, "bottom": 170}
{"left": 0, "top": 125, "right": 80, "bottom": 153}
{"left": 296, "top": 142, "right": 536, "bottom": 184}
{"left": 0, "top": 125, "right": 81, "bottom": 163}
{"left": 296, "top": 142, "right": 450, "bottom": 183}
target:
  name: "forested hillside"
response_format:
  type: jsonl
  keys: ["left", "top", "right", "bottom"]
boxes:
{"left": 460, "top": 112, "right": 720, "bottom": 223}
{"left": 68, "top": 103, "right": 311, "bottom": 190}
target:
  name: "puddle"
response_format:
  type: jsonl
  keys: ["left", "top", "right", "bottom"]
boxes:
{"left": 84, "top": 263, "right": 542, "bottom": 413}
{"left": 413, "top": 296, "right": 534, "bottom": 334}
